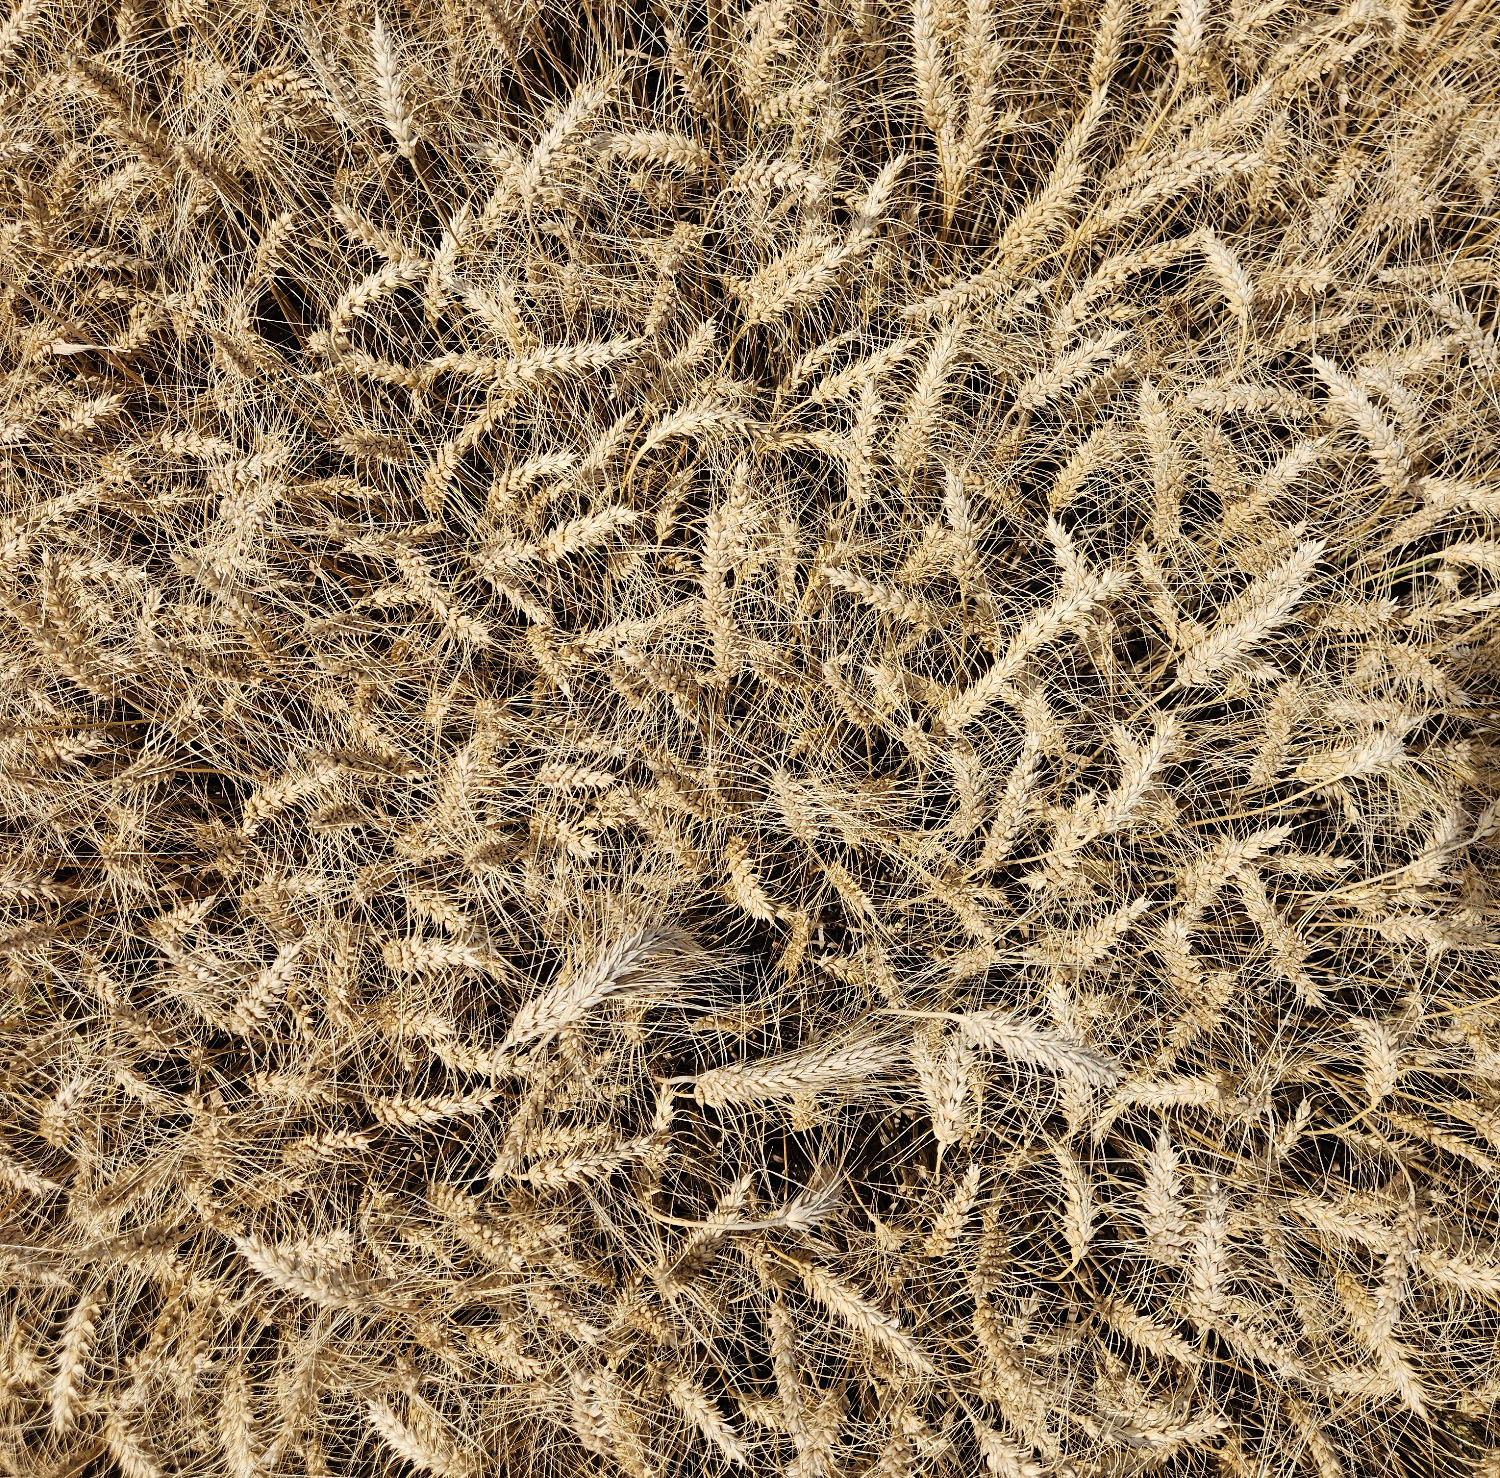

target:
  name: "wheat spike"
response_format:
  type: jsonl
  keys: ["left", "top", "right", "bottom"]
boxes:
{"left": 50, "top": 1284, "right": 102, "bottom": 1434}
{"left": 370, "top": 16, "right": 419, "bottom": 160}
{"left": 692, "top": 1032, "right": 904, "bottom": 1108}
{"left": 100, "top": 1411, "right": 163, "bottom": 1478}
{"left": 666, "top": 1372, "right": 749, "bottom": 1467}
{"left": 367, "top": 1398, "right": 465, "bottom": 1477}
{"left": 1052, "top": 1142, "right": 1095, "bottom": 1272}
{"left": 499, "top": 927, "right": 694, "bottom": 1054}
{"left": 800, "top": 1262, "right": 937, "bottom": 1375}
{"left": 1177, "top": 540, "right": 1325, "bottom": 687}
{"left": 1312, "top": 354, "right": 1413, "bottom": 492}
{"left": 233, "top": 1236, "right": 375, "bottom": 1312}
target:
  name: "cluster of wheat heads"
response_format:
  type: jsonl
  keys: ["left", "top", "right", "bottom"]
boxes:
{"left": 1, "top": 0, "right": 1500, "bottom": 1473}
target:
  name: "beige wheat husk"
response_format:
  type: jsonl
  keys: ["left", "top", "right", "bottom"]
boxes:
{"left": 2, "top": 0, "right": 1499, "bottom": 1474}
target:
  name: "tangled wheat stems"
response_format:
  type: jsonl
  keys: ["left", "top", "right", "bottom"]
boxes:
{"left": 2, "top": 0, "right": 1500, "bottom": 1473}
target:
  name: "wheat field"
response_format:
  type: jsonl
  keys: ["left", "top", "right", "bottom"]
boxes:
{"left": 1, "top": 0, "right": 1499, "bottom": 1473}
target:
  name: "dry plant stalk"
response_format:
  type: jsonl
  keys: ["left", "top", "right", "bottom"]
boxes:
{"left": 1, "top": 0, "right": 1499, "bottom": 1475}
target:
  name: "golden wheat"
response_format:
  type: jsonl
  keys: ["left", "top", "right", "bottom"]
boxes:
{"left": 2, "top": 0, "right": 1499, "bottom": 1474}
